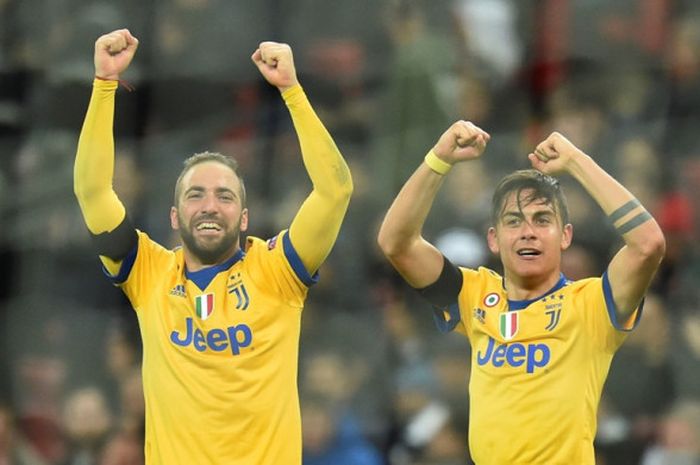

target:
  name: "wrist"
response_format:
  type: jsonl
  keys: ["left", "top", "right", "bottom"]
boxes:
{"left": 279, "top": 81, "right": 301, "bottom": 94}
{"left": 424, "top": 150, "right": 453, "bottom": 175}
{"left": 95, "top": 73, "right": 119, "bottom": 81}
{"left": 564, "top": 149, "right": 593, "bottom": 180}
{"left": 281, "top": 83, "right": 302, "bottom": 97}
{"left": 94, "top": 75, "right": 134, "bottom": 92}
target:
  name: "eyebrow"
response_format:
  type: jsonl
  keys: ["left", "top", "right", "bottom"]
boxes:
{"left": 184, "top": 186, "right": 237, "bottom": 197}
{"left": 501, "top": 207, "right": 555, "bottom": 220}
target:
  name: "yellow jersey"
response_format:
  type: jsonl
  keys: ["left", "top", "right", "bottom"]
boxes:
{"left": 434, "top": 267, "right": 640, "bottom": 465}
{"left": 111, "top": 229, "right": 315, "bottom": 465}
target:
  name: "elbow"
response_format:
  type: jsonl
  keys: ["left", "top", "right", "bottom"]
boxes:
{"left": 325, "top": 174, "right": 354, "bottom": 207}
{"left": 340, "top": 176, "right": 354, "bottom": 203}
{"left": 74, "top": 182, "right": 99, "bottom": 206}
{"left": 377, "top": 225, "right": 405, "bottom": 259}
{"left": 639, "top": 229, "right": 666, "bottom": 265}
{"left": 73, "top": 166, "right": 94, "bottom": 203}
{"left": 73, "top": 183, "right": 89, "bottom": 204}
{"left": 377, "top": 229, "right": 391, "bottom": 257}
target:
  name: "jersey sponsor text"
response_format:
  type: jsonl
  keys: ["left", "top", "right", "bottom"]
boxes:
{"left": 170, "top": 317, "right": 253, "bottom": 355}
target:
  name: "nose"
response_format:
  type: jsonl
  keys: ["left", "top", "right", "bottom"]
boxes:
{"left": 519, "top": 220, "right": 536, "bottom": 239}
{"left": 200, "top": 193, "right": 219, "bottom": 214}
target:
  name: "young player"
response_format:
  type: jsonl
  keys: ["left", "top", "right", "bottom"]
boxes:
{"left": 377, "top": 120, "right": 665, "bottom": 464}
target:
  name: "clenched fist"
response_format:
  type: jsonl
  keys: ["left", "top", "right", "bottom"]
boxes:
{"left": 251, "top": 42, "right": 299, "bottom": 92}
{"left": 432, "top": 120, "right": 490, "bottom": 165}
{"left": 529, "top": 132, "right": 585, "bottom": 176}
{"left": 94, "top": 29, "right": 139, "bottom": 81}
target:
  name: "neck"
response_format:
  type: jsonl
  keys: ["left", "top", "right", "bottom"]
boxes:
{"left": 504, "top": 270, "right": 562, "bottom": 301}
{"left": 183, "top": 246, "right": 240, "bottom": 273}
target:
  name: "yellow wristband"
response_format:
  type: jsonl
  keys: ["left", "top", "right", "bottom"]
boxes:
{"left": 424, "top": 150, "right": 453, "bottom": 175}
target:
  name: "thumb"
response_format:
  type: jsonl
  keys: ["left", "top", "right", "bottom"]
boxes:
{"left": 528, "top": 153, "right": 546, "bottom": 172}
{"left": 251, "top": 48, "right": 262, "bottom": 66}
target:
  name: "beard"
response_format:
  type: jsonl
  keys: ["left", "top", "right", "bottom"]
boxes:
{"left": 178, "top": 212, "right": 242, "bottom": 266}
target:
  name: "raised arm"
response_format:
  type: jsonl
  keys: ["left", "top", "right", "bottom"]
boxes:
{"left": 531, "top": 132, "right": 665, "bottom": 323}
{"left": 74, "top": 29, "right": 139, "bottom": 274}
{"left": 377, "top": 121, "right": 490, "bottom": 288}
{"left": 251, "top": 42, "right": 353, "bottom": 274}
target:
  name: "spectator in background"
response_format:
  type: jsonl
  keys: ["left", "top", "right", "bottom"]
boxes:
{"left": 374, "top": 0, "right": 454, "bottom": 197}
{"left": 451, "top": 0, "right": 523, "bottom": 85}
{"left": 641, "top": 399, "right": 700, "bottom": 465}
{"left": 302, "top": 392, "right": 383, "bottom": 465}
{"left": 61, "top": 387, "right": 112, "bottom": 465}
{"left": 663, "top": 15, "right": 700, "bottom": 160}
{"left": 99, "top": 432, "right": 143, "bottom": 465}
{"left": 597, "top": 294, "right": 674, "bottom": 465}
{"left": 0, "top": 402, "right": 43, "bottom": 465}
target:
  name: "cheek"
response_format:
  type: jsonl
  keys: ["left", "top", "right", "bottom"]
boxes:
{"left": 178, "top": 207, "right": 195, "bottom": 227}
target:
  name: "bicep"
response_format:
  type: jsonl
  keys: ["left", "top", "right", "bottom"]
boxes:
{"left": 94, "top": 216, "right": 139, "bottom": 276}
{"left": 606, "top": 245, "right": 660, "bottom": 320}
{"left": 77, "top": 188, "right": 126, "bottom": 235}
{"left": 385, "top": 238, "right": 445, "bottom": 289}
{"left": 288, "top": 190, "right": 350, "bottom": 274}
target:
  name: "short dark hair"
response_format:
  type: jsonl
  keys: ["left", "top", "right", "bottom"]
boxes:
{"left": 491, "top": 169, "right": 569, "bottom": 226}
{"left": 173, "top": 151, "right": 247, "bottom": 207}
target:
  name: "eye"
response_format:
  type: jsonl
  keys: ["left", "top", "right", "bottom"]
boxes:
{"left": 536, "top": 216, "right": 552, "bottom": 225}
{"left": 219, "top": 194, "right": 234, "bottom": 202}
{"left": 504, "top": 217, "right": 521, "bottom": 227}
{"left": 186, "top": 191, "right": 203, "bottom": 200}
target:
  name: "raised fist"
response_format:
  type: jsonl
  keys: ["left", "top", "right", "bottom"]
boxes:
{"left": 432, "top": 120, "right": 490, "bottom": 165}
{"left": 529, "top": 132, "right": 584, "bottom": 176}
{"left": 251, "top": 42, "right": 298, "bottom": 92}
{"left": 94, "top": 29, "right": 139, "bottom": 81}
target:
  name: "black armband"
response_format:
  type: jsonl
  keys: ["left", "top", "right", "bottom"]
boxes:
{"left": 90, "top": 216, "right": 138, "bottom": 260}
{"left": 416, "top": 255, "right": 463, "bottom": 308}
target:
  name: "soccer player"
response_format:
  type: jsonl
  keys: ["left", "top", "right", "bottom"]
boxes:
{"left": 377, "top": 120, "right": 665, "bottom": 464}
{"left": 73, "top": 29, "right": 353, "bottom": 465}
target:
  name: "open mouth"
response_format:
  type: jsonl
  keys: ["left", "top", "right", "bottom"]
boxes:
{"left": 517, "top": 248, "right": 541, "bottom": 257}
{"left": 195, "top": 222, "right": 222, "bottom": 232}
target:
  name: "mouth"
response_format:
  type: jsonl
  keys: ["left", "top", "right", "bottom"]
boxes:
{"left": 194, "top": 221, "right": 223, "bottom": 235}
{"left": 516, "top": 248, "right": 542, "bottom": 259}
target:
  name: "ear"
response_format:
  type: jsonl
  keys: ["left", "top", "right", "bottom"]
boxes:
{"left": 560, "top": 223, "right": 573, "bottom": 251}
{"left": 487, "top": 226, "right": 500, "bottom": 254}
{"left": 170, "top": 206, "right": 180, "bottom": 231}
{"left": 240, "top": 208, "right": 249, "bottom": 232}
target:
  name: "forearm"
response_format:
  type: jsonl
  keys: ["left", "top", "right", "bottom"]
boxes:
{"left": 567, "top": 151, "right": 663, "bottom": 255}
{"left": 283, "top": 85, "right": 352, "bottom": 273}
{"left": 282, "top": 85, "right": 353, "bottom": 199}
{"left": 378, "top": 161, "right": 445, "bottom": 256}
{"left": 73, "top": 79, "right": 126, "bottom": 234}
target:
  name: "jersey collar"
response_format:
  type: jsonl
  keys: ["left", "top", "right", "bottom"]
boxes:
{"left": 185, "top": 249, "right": 245, "bottom": 291}
{"left": 506, "top": 273, "right": 569, "bottom": 311}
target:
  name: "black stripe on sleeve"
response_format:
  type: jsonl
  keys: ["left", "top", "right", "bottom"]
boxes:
{"left": 90, "top": 216, "right": 138, "bottom": 261}
{"left": 416, "top": 255, "right": 463, "bottom": 308}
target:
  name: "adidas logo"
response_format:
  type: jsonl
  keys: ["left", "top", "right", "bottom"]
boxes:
{"left": 170, "top": 284, "right": 186, "bottom": 297}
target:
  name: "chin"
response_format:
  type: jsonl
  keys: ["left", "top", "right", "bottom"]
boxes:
{"left": 511, "top": 261, "right": 549, "bottom": 278}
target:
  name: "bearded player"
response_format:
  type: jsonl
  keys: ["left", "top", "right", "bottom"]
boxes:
{"left": 74, "top": 29, "right": 353, "bottom": 465}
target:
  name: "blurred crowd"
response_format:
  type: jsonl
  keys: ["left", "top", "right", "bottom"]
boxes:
{"left": 0, "top": 0, "right": 699, "bottom": 464}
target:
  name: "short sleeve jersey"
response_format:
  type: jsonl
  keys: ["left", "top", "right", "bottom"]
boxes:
{"left": 434, "top": 267, "right": 641, "bottom": 465}
{"left": 111, "top": 229, "right": 316, "bottom": 465}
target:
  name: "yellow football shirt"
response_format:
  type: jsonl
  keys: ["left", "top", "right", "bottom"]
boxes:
{"left": 434, "top": 267, "right": 640, "bottom": 465}
{"left": 110, "top": 229, "right": 315, "bottom": 465}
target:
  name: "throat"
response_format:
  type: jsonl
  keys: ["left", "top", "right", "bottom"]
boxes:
{"left": 505, "top": 272, "right": 563, "bottom": 301}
